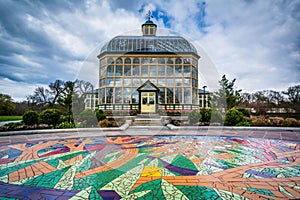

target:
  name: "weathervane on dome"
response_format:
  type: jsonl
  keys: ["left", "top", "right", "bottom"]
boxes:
{"left": 146, "top": 10, "right": 153, "bottom": 21}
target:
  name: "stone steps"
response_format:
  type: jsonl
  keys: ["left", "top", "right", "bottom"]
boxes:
{"left": 132, "top": 119, "right": 163, "bottom": 126}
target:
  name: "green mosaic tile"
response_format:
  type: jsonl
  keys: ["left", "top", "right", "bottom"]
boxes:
{"left": 23, "top": 166, "right": 71, "bottom": 187}
{"left": 214, "top": 158, "right": 241, "bottom": 169}
{"left": 171, "top": 154, "right": 198, "bottom": 171}
{"left": 129, "top": 178, "right": 166, "bottom": 200}
{"left": 101, "top": 165, "right": 143, "bottom": 197}
{"left": 245, "top": 187, "right": 275, "bottom": 196}
{"left": 0, "top": 160, "right": 38, "bottom": 177}
{"left": 90, "top": 186, "right": 103, "bottom": 199}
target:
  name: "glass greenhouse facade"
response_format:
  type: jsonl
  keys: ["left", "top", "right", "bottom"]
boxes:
{"left": 98, "top": 19, "right": 200, "bottom": 113}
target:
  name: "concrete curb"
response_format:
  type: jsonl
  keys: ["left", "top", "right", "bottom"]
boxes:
{"left": 166, "top": 124, "right": 300, "bottom": 132}
{"left": 1, "top": 124, "right": 299, "bottom": 137}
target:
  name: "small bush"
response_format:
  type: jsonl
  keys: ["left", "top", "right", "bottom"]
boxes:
{"left": 188, "top": 110, "right": 200, "bottom": 125}
{"left": 225, "top": 108, "right": 244, "bottom": 126}
{"left": 23, "top": 110, "right": 39, "bottom": 126}
{"left": 236, "top": 121, "right": 251, "bottom": 126}
{"left": 282, "top": 118, "right": 300, "bottom": 127}
{"left": 251, "top": 118, "right": 268, "bottom": 126}
{"left": 99, "top": 119, "right": 109, "bottom": 127}
{"left": 56, "top": 122, "right": 75, "bottom": 129}
{"left": 269, "top": 117, "right": 284, "bottom": 126}
{"left": 39, "top": 109, "right": 61, "bottom": 127}
{"left": 3, "top": 121, "right": 24, "bottom": 129}
{"left": 237, "top": 108, "right": 251, "bottom": 117}
{"left": 95, "top": 109, "right": 106, "bottom": 121}
{"left": 200, "top": 108, "right": 212, "bottom": 123}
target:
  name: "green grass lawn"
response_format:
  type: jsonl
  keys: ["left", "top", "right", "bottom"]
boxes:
{"left": 0, "top": 116, "right": 22, "bottom": 122}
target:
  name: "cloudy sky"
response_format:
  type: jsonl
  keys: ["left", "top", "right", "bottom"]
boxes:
{"left": 0, "top": 0, "right": 299, "bottom": 101}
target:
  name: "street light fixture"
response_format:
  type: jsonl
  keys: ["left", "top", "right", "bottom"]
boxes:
{"left": 203, "top": 86, "right": 207, "bottom": 108}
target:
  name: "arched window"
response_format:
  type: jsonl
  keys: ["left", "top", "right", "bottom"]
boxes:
{"left": 133, "top": 57, "right": 140, "bottom": 64}
{"left": 167, "top": 58, "right": 174, "bottom": 64}
{"left": 125, "top": 57, "right": 131, "bottom": 64}
{"left": 175, "top": 58, "right": 182, "bottom": 64}
{"left": 158, "top": 58, "right": 165, "bottom": 64}
{"left": 116, "top": 57, "right": 123, "bottom": 64}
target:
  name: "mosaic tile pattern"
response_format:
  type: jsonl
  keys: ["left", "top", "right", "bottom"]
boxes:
{"left": 0, "top": 135, "right": 299, "bottom": 199}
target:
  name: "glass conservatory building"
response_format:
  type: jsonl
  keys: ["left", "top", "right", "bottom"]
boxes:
{"left": 98, "top": 18, "right": 200, "bottom": 113}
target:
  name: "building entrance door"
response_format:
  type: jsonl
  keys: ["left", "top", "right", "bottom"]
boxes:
{"left": 141, "top": 92, "right": 156, "bottom": 113}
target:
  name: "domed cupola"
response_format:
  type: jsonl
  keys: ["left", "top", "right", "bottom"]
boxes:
{"left": 142, "top": 10, "right": 157, "bottom": 36}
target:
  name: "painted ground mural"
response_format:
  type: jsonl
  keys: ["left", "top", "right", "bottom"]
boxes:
{"left": 0, "top": 135, "right": 299, "bottom": 199}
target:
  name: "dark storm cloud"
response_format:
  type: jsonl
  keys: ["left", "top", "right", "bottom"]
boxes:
{"left": 0, "top": 0, "right": 83, "bottom": 84}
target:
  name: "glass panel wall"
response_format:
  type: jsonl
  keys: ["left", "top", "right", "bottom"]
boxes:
{"left": 99, "top": 55, "right": 198, "bottom": 106}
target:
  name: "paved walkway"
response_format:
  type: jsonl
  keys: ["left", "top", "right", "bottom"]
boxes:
{"left": 0, "top": 127, "right": 299, "bottom": 199}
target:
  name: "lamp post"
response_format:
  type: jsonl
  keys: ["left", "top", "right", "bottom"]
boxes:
{"left": 203, "top": 86, "right": 207, "bottom": 108}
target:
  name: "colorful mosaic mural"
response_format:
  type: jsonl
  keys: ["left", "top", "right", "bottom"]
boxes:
{"left": 0, "top": 135, "right": 299, "bottom": 199}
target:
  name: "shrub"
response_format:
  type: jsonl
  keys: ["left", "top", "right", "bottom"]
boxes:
{"left": 225, "top": 108, "right": 244, "bottom": 126}
{"left": 200, "top": 108, "right": 212, "bottom": 123}
{"left": 236, "top": 121, "right": 251, "bottom": 126}
{"left": 282, "top": 118, "right": 300, "bottom": 127}
{"left": 188, "top": 110, "right": 200, "bottom": 125}
{"left": 3, "top": 121, "right": 24, "bottom": 129}
{"left": 251, "top": 118, "right": 268, "bottom": 126}
{"left": 23, "top": 110, "right": 39, "bottom": 126}
{"left": 95, "top": 109, "right": 106, "bottom": 121}
{"left": 269, "top": 117, "right": 284, "bottom": 126}
{"left": 237, "top": 108, "right": 251, "bottom": 117}
{"left": 99, "top": 119, "right": 109, "bottom": 127}
{"left": 39, "top": 109, "right": 61, "bottom": 127}
{"left": 56, "top": 122, "right": 75, "bottom": 129}
{"left": 77, "top": 109, "right": 98, "bottom": 127}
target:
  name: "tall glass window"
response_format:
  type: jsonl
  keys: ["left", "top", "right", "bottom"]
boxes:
{"left": 107, "top": 65, "right": 114, "bottom": 76}
{"left": 150, "top": 66, "right": 156, "bottom": 76}
{"left": 166, "top": 78, "right": 174, "bottom": 86}
{"left": 124, "top": 88, "right": 131, "bottom": 103}
{"left": 132, "top": 66, "right": 140, "bottom": 76}
{"left": 166, "top": 66, "right": 173, "bottom": 76}
{"left": 132, "top": 89, "right": 139, "bottom": 103}
{"left": 175, "top": 65, "right": 182, "bottom": 77}
{"left": 106, "top": 88, "right": 114, "bottom": 103}
{"left": 107, "top": 78, "right": 114, "bottom": 86}
{"left": 158, "top": 66, "right": 165, "bottom": 76}
{"left": 100, "top": 89, "right": 105, "bottom": 104}
{"left": 184, "top": 66, "right": 190, "bottom": 77}
{"left": 167, "top": 88, "right": 174, "bottom": 104}
{"left": 115, "top": 78, "right": 122, "bottom": 86}
{"left": 158, "top": 87, "right": 165, "bottom": 104}
{"left": 116, "top": 65, "right": 123, "bottom": 76}
{"left": 115, "top": 88, "right": 122, "bottom": 103}
{"left": 123, "top": 78, "right": 131, "bottom": 86}
{"left": 175, "top": 88, "right": 182, "bottom": 103}
{"left": 141, "top": 66, "right": 148, "bottom": 76}
{"left": 124, "top": 66, "right": 131, "bottom": 76}
{"left": 184, "top": 88, "right": 191, "bottom": 104}
{"left": 184, "top": 78, "right": 190, "bottom": 86}
{"left": 174, "top": 78, "right": 182, "bottom": 86}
